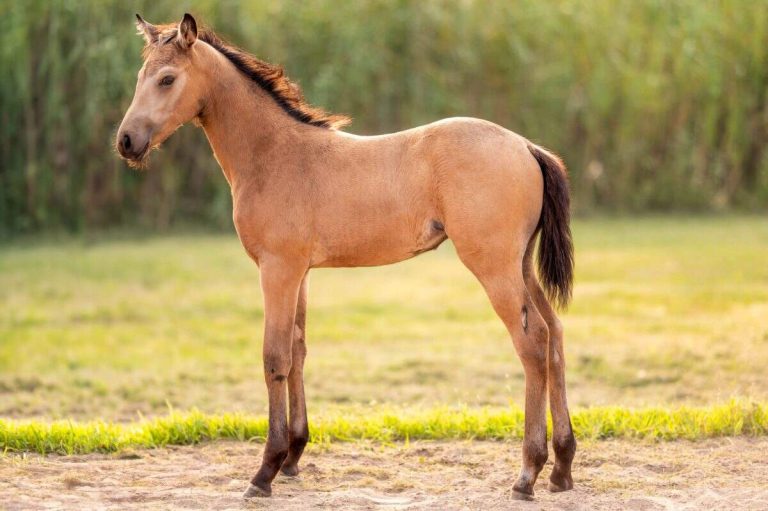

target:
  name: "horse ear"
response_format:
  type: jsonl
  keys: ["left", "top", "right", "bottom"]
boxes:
{"left": 178, "top": 13, "right": 198, "bottom": 49}
{"left": 135, "top": 14, "right": 159, "bottom": 44}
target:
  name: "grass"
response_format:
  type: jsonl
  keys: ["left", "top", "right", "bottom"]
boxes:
{"left": 1, "top": 216, "right": 767, "bottom": 421}
{"left": 1, "top": 400, "right": 766, "bottom": 455}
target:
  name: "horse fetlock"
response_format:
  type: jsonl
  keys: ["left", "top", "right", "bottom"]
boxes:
{"left": 250, "top": 453, "right": 287, "bottom": 498}
{"left": 289, "top": 431, "right": 309, "bottom": 452}
{"left": 513, "top": 447, "right": 547, "bottom": 499}
{"left": 549, "top": 433, "right": 575, "bottom": 492}
{"left": 281, "top": 441, "right": 307, "bottom": 475}
{"left": 548, "top": 466, "right": 574, "bottom": 492}
{"left": 525, "top": 441, "right": 549, "bottom": 473}
{"left": 512, "top": 474, "right": 536, "bottom": 499}
{"left": 280, "top": 461, "right": 300, "bottom": 477}
{"left": 258, "top": 446, "right": 289, "bottom": 483}
{"left": 553, "top": 431, "right": 577, "bottom": 464}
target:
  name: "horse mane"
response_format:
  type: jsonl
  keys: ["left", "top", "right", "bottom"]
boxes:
{"left": 143, "top": 25, "right": 351, "bottom": 130}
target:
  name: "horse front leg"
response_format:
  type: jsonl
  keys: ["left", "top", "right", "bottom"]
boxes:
{"left": 280, "top": 274, "right": 309, "bottom": 476}
{"left": 244, "top": 258, "right": 306, "bottom": 498}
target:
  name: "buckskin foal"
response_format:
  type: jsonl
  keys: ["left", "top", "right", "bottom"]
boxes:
{"left": 116, "top": 14, "right": 576, "bottom": 500}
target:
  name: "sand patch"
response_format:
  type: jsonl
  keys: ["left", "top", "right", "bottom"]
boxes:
{"left": 1, "top": 438, "right": 767, "bottom": 510}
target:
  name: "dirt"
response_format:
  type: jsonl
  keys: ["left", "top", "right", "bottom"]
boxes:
{"left": 1, "top": 438, "right": 767, "bottom": 510}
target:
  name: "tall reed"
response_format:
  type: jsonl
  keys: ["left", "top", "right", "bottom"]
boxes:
{"left": 2, "top": 0, "right": 766, "bottom": 235}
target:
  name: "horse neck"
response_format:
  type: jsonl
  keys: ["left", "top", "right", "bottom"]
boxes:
{"left": 198, "top": 53, "right": 312, "bottom": 192}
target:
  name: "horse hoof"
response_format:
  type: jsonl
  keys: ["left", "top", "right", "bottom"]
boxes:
{"left": 243, "top": 483, "right": 271, "bottom": 498}
{"left": 548, "top": 473, "right": 573, "bottom": 492}
{"left": 280, "top": 464, "right": 299, "bottom": 477}
{"left": 512, "top": 489, "right": 534, "bottom": 501}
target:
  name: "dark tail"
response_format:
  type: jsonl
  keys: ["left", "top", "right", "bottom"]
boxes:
{"left": 527, "top": 143, "right": 574, "bottom": 309}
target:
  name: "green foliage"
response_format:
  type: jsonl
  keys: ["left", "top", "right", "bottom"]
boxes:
{"left": 1, "top": 400, "right": 766, "bottom": 455}
{"left": 2, "top": 0, "right": 768, "bottom": 235}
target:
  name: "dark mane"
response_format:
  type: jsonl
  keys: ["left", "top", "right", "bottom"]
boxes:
{"left": 145, "top": 25, "right": 351, "bottom": 130}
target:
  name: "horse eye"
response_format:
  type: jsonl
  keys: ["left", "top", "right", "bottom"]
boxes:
{"left": 159, "top": 75, "right": 175, "bottom": 87}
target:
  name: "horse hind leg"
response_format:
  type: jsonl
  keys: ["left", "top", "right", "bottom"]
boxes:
{"left": 524, "top": 245, "right": 576, "bottom": 492}
{"left": 455, "top": 246, "right": 549, "bottom": 499}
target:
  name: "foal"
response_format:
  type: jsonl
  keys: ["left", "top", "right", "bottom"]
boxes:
{"left": 117, "top": 14, "right": 576, "bottom": 500}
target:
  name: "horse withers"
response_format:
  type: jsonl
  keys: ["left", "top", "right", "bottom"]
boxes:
{"left": 116, "top": 13, "right": 576, "bottom": 500}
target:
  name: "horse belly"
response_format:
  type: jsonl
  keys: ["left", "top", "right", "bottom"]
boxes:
{"left": 310, "top": 214, "right": 447, "bottom": 268}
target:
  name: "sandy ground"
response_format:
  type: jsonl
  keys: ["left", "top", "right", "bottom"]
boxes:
{"left": 1, "top": 438, "right": 767, "bottom": 510}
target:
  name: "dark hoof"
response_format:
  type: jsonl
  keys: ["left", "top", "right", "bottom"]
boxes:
{"left": 280, "top": 463, "right": 299, "bottom": 477}
{"left": 548, "top": 473, "right": 574, "bottom": 492}
{"left": 512, "top": 477, "right": 535, "bottom": 500}
{"left": 243, "top": 483, "right": 271, "bottom": 498}
{"left": 512, "top": 489, "right": 534, "bottom": 501}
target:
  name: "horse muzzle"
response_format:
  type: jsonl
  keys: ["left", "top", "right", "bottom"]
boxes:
{"left": 116, "top": 128, "right": 151, "bottom": 162}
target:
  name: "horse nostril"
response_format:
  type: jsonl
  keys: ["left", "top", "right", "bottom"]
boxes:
{"left": 122, "top": 133, "right": 132, "bottom": 151}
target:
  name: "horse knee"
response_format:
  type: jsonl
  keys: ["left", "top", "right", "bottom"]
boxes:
{"left": 263, "top": 351, "right": 292, "bottom": 382}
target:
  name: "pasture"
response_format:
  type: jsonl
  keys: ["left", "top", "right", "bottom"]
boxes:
{"left": 2, "top": 216, "right": 768, "bottom": 508}
{"left": 1, "top": 216, "right": 767, "bottom": 421}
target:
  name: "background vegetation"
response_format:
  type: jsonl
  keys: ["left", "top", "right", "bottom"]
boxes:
{"left": 2, "top": 0, "right": 767, "bottom": 236}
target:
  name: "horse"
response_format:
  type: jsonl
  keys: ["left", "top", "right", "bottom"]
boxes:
{"left": 116, "top": 13, "right": 576, "bottom": 500}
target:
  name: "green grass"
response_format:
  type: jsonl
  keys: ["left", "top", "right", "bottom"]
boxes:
{"left": 1, "top": 216, "right": 767, "bottom": 421}
{"left": 2, "top": 400, "right": 766, "bottom": 455}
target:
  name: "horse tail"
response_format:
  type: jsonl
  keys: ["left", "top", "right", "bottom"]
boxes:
{"left": 527, "top": 143, "right": 574, "bottom": 309}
